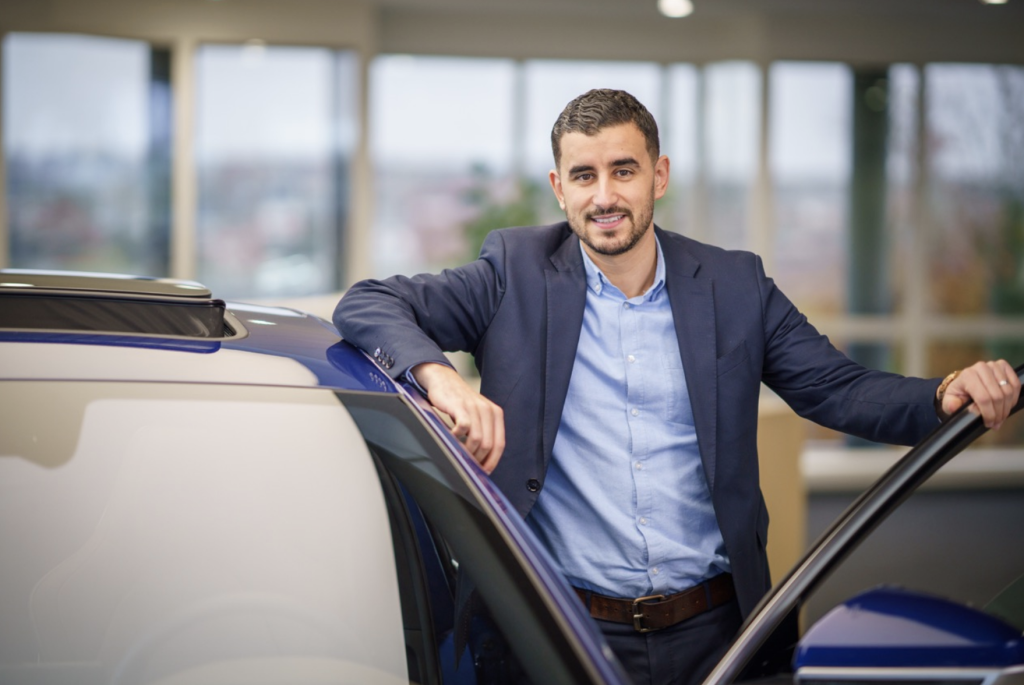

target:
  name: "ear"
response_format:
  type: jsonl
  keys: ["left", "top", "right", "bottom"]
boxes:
{"left": 653, "top": 155, "right": 670, "bottom": 201}
{"left": 548, "top": 169, "right": 566, "bottom": 211}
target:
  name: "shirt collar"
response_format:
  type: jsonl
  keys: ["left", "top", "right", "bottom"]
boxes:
{"left": 579, "top": 233, "right": 667, "bottom": 302}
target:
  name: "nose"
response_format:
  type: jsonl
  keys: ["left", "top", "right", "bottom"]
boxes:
{"left": 593, "top": 175, "right": 618, "bottom": 210}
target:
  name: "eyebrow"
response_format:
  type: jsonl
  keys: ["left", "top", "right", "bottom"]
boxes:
{"left": 568, "top": 164, "right": 595, "bottom": 176}
{"left": 567, "top": 157, "right": 640, "bottom": 176}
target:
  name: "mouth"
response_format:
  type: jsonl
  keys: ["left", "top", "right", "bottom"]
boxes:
{"left": 588, "top": 209, "right": 630, "bottom": 230}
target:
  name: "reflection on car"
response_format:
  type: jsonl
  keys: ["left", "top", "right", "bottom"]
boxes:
{"left": 0, "top": 269, "right": 1021, "bottom": 685}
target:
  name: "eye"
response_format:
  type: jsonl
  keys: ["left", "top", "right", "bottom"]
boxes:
{"left": 574, "top": 172, "right": 594, "bottom": 182}
{"left": 615, "top": 168, "right": 634, "bottom": 178}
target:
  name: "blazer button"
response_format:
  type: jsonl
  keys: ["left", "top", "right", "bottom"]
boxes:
{"left": 526, "top": 478, "right": 540, "bottom": 492}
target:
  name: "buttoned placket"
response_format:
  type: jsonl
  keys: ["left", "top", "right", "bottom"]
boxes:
{"left": 620, "top": 287, "right": 661, "bottom": 589}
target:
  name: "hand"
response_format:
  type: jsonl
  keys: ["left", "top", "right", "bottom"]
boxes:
{"left": 411, "top": 362, "right": 505, "bottom": 473}
{"left": 941, "top": 360, "right": 1021, "bottom": 430}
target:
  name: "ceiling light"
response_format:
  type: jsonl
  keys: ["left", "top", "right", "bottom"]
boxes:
{"left": 659, "top": 0, "right": 694, "bottom": 18}
{"left": 980, "top": 0, "right": 1008, "bottom": 4}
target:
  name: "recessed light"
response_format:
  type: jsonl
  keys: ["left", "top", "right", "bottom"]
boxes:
{"left": 659, "top": 0, "right": 694, "bottom": 18}
{"left": 980, "top": 0, "right": 1008, "bottom": 4}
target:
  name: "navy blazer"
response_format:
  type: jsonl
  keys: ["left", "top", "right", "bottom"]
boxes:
{"left": 334, "top": 223, "right": 941, "bottom": 616}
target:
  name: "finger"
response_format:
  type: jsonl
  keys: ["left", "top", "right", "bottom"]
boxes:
{"left": 971, "top": 361, "right": 1010, "bottom": 428}
{"left": 475, "top": 403, "right": 495, "bottom": 461}
{"left": 457, "top": 403, "right": 482, "bottom": 456}
{"left": 994, "top": 359, "right": 1020, "bottom": 425}
{"left": 478, "top": 405, "right": 505, "bottom": 474}
{"left": 985, "top": 360, "right": 1013, "bottom": 426}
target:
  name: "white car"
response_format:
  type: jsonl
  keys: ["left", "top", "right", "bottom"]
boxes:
{"left": 1, "top": 269, "right": 1021, "bottom": 685}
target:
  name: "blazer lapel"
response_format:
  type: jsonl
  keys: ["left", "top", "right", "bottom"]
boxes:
{"left": 542, "top": 233, "right": 587, "bottom": 465}
{"left": 660, "top": 230, "right": 719, "bottom": 489}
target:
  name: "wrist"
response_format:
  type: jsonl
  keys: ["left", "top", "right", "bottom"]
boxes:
{"left": 410, "top": 362, "right": 458, "bottom": 392}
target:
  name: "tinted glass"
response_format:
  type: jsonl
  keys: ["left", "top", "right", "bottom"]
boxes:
{"left": 342, "top": 392, "right": 613, "bottom": 685}
{"left": 0, "top": 382, "right": 407, "bottom": 684}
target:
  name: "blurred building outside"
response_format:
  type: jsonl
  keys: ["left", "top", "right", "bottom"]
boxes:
{"left": 2, "top": 6, "right": 1023, "bottom": 449}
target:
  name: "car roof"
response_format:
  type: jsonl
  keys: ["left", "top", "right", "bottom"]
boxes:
{"left": 0, "top": 269, "right": 396, "bottom": 393}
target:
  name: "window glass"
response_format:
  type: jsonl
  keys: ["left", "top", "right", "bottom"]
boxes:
{"left": 770, "top": 61, "right": 852, "bottom": 317}
{"left": 925, "top": 64, "right": 1024, "bottom": 321}
{"left": 343, "top": 392, "right": 613, "bottom": 685}
{"left": 196, "top": 44, "right": 357, "bottom": 298}
{"left": 704, "top": 61, "right": 760, "bottom": 251}
{"left": 0, "top": 382, "right": 407, "bottom": 684}
{"left": 370, "top": 55, "right": 517, "bottom": 276}
{"left": 3, "top": 33, "right": 170, "bottom": 276}
{"left": 664, "top": 64, "right": 700, "bottom": 238}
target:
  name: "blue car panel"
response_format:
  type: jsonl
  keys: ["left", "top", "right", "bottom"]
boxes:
{"left": 795, "top": 587, "right": 1024, "bottom": 669}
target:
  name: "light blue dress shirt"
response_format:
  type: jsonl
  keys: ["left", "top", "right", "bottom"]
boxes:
{"left": 526, "top": 237, "right": 730, "bottom": 598}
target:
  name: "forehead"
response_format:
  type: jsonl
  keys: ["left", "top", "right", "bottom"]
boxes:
{"left": 557, "top": 123, "right": 650, "bottom": 171}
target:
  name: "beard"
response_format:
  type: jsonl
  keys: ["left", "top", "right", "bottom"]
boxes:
{"left": 566, "top": 190, "right": 655, "bottom": 257}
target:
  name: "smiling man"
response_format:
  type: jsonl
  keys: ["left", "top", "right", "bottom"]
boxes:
{"left": 334, "top": 89, "right": 1020, "bottom": 685}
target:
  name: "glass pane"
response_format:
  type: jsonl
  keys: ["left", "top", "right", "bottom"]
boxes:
{"left": 770, "top": 61, "right": 852, "bottom": 317}
{"left": 926, "top": 64, "right": 1024, "bottom": 317}
{"left": 664, "top": 64, "right": 699, "bottom": 238}
{"left": 704, "top": 61, "right": 760, "bottom": 251}
{"left": 3, "top": 33, "right": 169, "bottom": 276}
{"left": 196, "top": 44, "right": 356, "bottom": 298}
{"left": 370, "top": 55, "right": 517, "bottom": 276}
{"left": 0, "top": 382, "right": 407, "bottom": 683}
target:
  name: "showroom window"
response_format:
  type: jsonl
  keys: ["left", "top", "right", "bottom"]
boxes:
{"left": 196, "top": 44, "right": 358, "bottom": 299}
{"left": 369, "top": 55, "right": 518, "bottom": 277}
{"left": 769, "top": 61, "right": 852, "bottom": 319}
{"left": 2, "top": 32, "right": 171, "bottom": 276}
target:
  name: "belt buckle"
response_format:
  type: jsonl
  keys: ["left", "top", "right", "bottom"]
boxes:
{"left": 631, "top": 594, "right": 666, "bottom": 633}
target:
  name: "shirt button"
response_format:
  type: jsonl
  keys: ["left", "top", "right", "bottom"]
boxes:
{"left": 526, "top": 478, "right": 540, "bottom": 492}
{"left": 639, "top": 517, "right": 648, "bottom": 525}
{"left": 623, "top": 303, "right": 631, "bottom": 309}
{"left": 627, "top": 355, "right": 636, "bottom": 363}
{"left": 635, "top": 462, "right": 643, "bottom": 470}
{"left": 630, "top": 408, "right": 639, "bottom": 417}
{"left": 652, "top": 567, "right": 660, "bottom": 575}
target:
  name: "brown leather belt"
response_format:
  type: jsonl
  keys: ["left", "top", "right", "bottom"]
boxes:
{"left": 574, "top": 573, "right": 736, "bottom": 633}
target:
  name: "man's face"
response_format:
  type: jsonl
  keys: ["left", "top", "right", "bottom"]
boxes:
{"left": 549, "top": 123, "right": 670, "bottom": 258}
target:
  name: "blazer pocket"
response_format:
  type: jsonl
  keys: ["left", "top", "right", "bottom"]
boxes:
{"left": 716, "top": 340, "right": 750, "bottom": 377}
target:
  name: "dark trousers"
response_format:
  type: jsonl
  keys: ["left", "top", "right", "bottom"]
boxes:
{"left": 597, "top": 599, "right": 742, "bottom": 685}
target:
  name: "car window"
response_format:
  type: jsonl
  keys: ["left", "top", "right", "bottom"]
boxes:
{"left": 0, "top": 381, "right": 408, "bottom": 685}
{"left": 341, "top": 392, "right": 613, "bottom": 685}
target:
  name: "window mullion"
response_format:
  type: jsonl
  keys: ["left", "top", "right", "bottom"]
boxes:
{"left": 170, "top": 36, "right": 198, "bottom": 281}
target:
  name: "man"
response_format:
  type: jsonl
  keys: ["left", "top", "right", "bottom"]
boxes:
{"left": 335, "top": 89, "right": 1020, "bottom": 685}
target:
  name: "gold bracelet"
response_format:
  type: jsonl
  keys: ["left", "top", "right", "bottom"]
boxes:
{"left": 934, "top": 369, "right": 961, "bottom": 419}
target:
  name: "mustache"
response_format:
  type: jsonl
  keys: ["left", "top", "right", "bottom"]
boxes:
{"left": 586, "top": 206, "right": 633, "bottom": 221}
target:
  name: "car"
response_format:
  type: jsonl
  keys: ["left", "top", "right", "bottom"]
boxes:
{"left": 0, "top": 269, "right": 628, "bottom": 685}
{"left": 1, "top": 268, "right": 1021, "bottom": 685}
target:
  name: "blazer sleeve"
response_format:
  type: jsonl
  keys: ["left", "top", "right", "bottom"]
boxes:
{"left": 754, "top": 256, "right": 941, "bottom": 445}
{"left": 333, "top": 231, "right": 507, "bottom": 379}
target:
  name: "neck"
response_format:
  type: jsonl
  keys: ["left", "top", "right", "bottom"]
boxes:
{"left": 584, "top": 228, "right": 658, "bottom": 299}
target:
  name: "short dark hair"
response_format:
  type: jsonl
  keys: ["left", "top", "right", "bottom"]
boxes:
{"left": 550, "top": 89, "right": 660, "bottom": 168}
